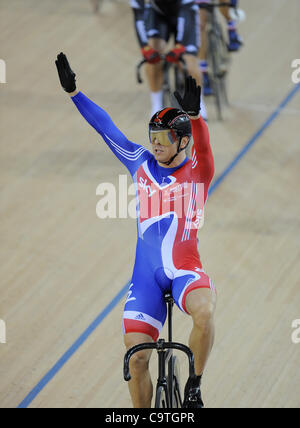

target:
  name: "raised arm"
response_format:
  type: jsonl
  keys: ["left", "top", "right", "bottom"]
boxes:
{"left": 190, "top": 116, "right": 214, "bottom": 202}
{"left": 55, "top": 53, "right": 152, "bottom": 175}
{"left": 174, "top": 76, "right": 214, "bottom": 201}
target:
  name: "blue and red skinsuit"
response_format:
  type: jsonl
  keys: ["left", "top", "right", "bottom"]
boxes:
{"left": 72, "top": 92, "right": 215, "bottom": 341}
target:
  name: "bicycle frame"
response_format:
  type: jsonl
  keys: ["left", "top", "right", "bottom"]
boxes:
{"left": 123, "top": 293, "right": 196, "bottom": 408}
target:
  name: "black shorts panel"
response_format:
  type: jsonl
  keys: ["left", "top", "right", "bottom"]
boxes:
{"left": 146, "top": 3, "right": 200, "bottom": 54}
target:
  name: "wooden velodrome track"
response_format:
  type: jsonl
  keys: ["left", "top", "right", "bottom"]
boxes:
{"left": 0, "top": 0, "right": 299, "bottom": 408}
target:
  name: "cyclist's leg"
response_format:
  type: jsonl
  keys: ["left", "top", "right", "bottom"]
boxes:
{"left": 172, "top": 268, "right": 216, "bottom": 376}
{"left": 145, "top": 6, "right": 169, "bottom": 115}
{"left": 218, "top": 0, "right": 243, "bottom": 52}
{"left": 123, "top": 264, "right": 167, "bottom": 408}
{"left": 219, "top": 0, "right": 231, "bottom": 20}
{"left": 124, "top": 332, "right": 154, "bottom": 408}
{"left": 146, "top": 38, "right": 166, "bottom": 90}
{"left": 185, "top": 287, "right": 216, "bottom": 375}
{"left": 147, "top": 37, "right": 167, "bottom": 115}
{"left": 172, "top": 267, "right": 216, "bottom": 407}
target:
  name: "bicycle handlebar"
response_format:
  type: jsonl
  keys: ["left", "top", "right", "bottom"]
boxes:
{"left": 136, "top": 59, "right": 147, "bottom": 84}
{"left": 123, "top": 339, "right": 196, "bottom": 382}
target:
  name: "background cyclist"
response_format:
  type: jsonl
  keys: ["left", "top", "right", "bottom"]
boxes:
{"left": 197, "top": 0, "right": 243, "bottom": 95}
{"left": 130, "top": 0, "right": 208, "bottom": 120}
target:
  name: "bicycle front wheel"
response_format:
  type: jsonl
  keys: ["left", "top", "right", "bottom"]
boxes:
{"left": 155, "top": 385, "right": 168, "bottom": 408}
{"left": 168, "top": 355, "right": 182, "bottom": 408}
{"left": 162, "top": 62, "right": 172, "bottom": 108}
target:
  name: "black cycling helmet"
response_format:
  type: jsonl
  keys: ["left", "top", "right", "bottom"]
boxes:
{"left": 149, "top": 107, "right": 192, "bottom": 139}
{"left": 149, "top": 108, "right": 192, "bottom": 165}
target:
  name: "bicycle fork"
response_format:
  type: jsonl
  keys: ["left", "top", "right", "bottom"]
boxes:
{"left": 156, "top": 340, "right": 171, "bottom": 407}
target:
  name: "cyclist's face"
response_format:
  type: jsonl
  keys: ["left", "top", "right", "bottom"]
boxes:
{"left": 152, "top": 140, "right": 178, "bottom": 162}
{"left": 151, "top": 135, "right": 190, "bottom": 165}
{"left": 150, "top": 130, "right": 179, "bottom": 162}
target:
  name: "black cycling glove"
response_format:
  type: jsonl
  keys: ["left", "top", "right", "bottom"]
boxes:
{"left": 174, "top": 76, "right": 201, "bottom": 117}
{"left": 55, "top": 52, "right": 76, "bottom": 93}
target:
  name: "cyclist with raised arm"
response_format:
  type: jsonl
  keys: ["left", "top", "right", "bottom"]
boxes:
{"left": 197, "top": 0, "right": 243, "bottom": 95}
{"left": 130, "top": 0, "right": 207, "bottom": 120}
{"left": 55, "top": 53, "right": 216, "bottom": 408}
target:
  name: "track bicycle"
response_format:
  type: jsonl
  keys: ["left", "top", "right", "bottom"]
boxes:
{"left": 124, "top": 293, "right": 197, "bottom": 408}
{"left": 200, "top": 1, "right": 233, "bottom": 120}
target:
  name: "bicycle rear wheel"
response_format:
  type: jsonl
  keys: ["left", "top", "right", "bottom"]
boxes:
{"left": 207, "top": 21, "right": 230, "bottom": 120}
{"left": 208, "top": 29, "right": 222, "bottom": 120}
{"left": 214, "top": 22, "right": 230, "bottom": 109}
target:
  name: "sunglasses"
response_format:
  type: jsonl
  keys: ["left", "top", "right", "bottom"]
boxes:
{"left": 149, "top": 129, "right": 178, "bottom": 147}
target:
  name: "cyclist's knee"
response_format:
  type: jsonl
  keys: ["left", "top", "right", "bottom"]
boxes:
{"left": 200, "top": 20, "right": 207, "bottom": 33}
{"left": 192, "top": 303, "right": 215, "bottom": 331}
{"left": 186, "top": 289, "right": 216, "bottom": 330}
{"left": 148, "top": 37, "right": 166, "bottom": 54}
{"left": 129, "top": 351, "right": 151, "bottom": 375}
{"left": 124, "top": 332, "right": 153, "bottom": 375}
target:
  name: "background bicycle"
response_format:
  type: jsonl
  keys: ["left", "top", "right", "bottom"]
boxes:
{"left": 201, "top": 1, "right": 233, "bottom": 120}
